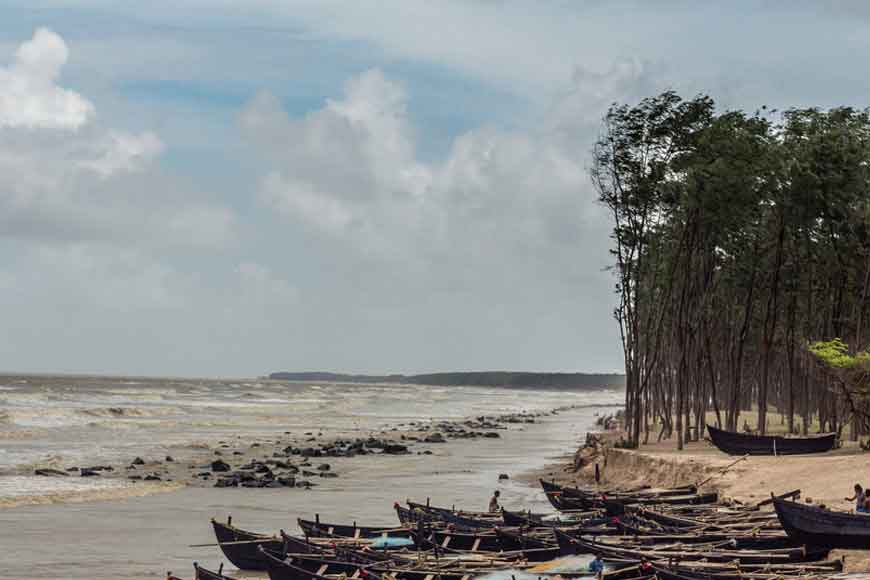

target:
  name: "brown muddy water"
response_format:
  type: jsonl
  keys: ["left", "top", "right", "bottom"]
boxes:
{"left": 0, "top": 375, "right": 622, "bottom": 579}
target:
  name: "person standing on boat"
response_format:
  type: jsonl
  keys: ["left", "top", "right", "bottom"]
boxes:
{"left": 488, "top": 490, "right": 501, "bottom": 512}
{"left": 846, "top": 483, "right": 865, "bottom": 512}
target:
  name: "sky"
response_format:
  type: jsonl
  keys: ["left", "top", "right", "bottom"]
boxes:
{"left": 1, "top": 1, "right": 870, "bottom": 377}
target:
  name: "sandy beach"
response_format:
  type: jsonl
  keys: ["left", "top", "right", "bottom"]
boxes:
{"left": 529, "top": 423, "right": 870, "bottom": 573}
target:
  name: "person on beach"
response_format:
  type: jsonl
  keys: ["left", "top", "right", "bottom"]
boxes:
{"left": 846, "top": 484, "right": 865, "bottom": 512}
{"left": 589, "top": 553, "right": 605, "bottom": 579}
{"left": 488, "top": 490, "right": 501, "bottom": 512}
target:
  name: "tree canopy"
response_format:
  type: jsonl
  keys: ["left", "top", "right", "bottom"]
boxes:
{"left": 594, "top": 92, "right": 870, "bottom": 447}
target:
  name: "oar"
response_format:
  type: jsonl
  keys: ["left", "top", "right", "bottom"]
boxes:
{"left": 188, "top": 538, "right": 279, "bottom": 547}
{"left": 695, "top": 454, "right": 748, "bottom": 488}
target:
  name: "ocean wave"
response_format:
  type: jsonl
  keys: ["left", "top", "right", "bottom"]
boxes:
{"left": 0, "top": 476, "right": 183, "bottom": 509}
{"left": 79, "top": 406, "right": 174, "bottom": 419}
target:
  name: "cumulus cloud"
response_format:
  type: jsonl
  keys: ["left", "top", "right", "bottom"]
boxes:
{"left": 242, "top": 66, "right": 646, "bottom": 266}
{"left": 0, "top": 29, "right": 235, "bottom": 251}
{"left": 79, "top": 130, "right": 165, "bottom": 178}
{"left": 0, "top": 28, "right": 94, "bottom": 130}
{"left": 242, "top": 69, "right": 436, "bottom": 258}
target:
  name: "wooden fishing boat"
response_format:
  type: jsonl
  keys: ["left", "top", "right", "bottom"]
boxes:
{"left": 258, "top": 546, "right": 491, "bottom": 580}
{"left": 773, "top": 496, "right": 870, "bottom": 548}
{"left": 280, "top": 531, "right": 331, "bottom": 555}
{"left": 706, "top": 424, "right": 836, "bottom": 456}
{"left": 258, "top": 549, "right": 381, "bottom": 580}
{"left": 410, "top": 528, "right": 502, "bottom": 552}
{"left": 298, "top": 517, "right": 411, "bottom": 539}
{"left": 211, "top": 518, "right": 282, "bottom": 570}
{"left": 649, "top": 563, "right": 836, "bottom": 580}
{"left": 602, "top": 493, "right": 719, "bottom": 516}
{"left": 501, "top": 508, "right": 604, "bottom": 527}
{"left": 564, "top": 534, "right": 830, "bottom": 565}
{"left": 406, "top": 501, "right": 501, "bottom": 520}
{"left": 193, "top": 562, "right": 237, "bottom": 580}
{"left": 610, "top": 520, "right": 795, "bottom": 550}
{"left": 397, "top": 503, "right": 494, "bottom": 530}
{"left": 541, "top": 480, "right": 697, "bottom": 499}
{"left": 492, "top": 527, "right": 556, "bottom": 551}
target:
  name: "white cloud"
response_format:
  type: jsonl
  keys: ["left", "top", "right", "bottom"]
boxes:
{"left": 0, "top": 28, "right": 94, "bottom": 130}
{"left": 80, "top": 130, "right": 164, "bottom": 178}
{"left": 243, "top": 66, "right": 642, "bottom": 266}
{"left": 0, "top": 29, "right": 235, "bottom": 251}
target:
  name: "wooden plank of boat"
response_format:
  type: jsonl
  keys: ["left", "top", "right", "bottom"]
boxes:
{"left": 706, "top": 424, "right": 836, "bottom": 456}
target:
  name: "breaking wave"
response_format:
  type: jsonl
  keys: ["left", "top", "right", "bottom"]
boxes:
{"left": 0, "top": 476, "right": 182, "bottom": 509}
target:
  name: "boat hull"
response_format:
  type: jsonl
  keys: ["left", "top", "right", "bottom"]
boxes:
{"left": 706, "top": 424, "right": 836, "bottom": 456}
{"left": 774, "top": 497, "right": 870, "bottom": 549}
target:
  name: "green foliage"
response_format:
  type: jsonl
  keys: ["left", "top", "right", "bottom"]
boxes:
{"left": 595, "top": 91, "right": 870, "bottom": 443}
{"left": 809, "top": 338, "right": 856, "bottom": 369}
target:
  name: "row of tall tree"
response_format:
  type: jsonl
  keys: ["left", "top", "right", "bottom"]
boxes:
{"left": 593, "top": 91, "right": 870, "bottom": 448}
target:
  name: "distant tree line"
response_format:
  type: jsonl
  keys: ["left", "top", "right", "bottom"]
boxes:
{"left": 269, "top": 371, "right": 625, "bottom": 389}
{"left": 594, "top": 91, "right": 870, "bottom": 448}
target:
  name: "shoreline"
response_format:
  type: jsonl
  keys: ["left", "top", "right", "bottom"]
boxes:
{"left": 0, "top": 402, "right": 617, "bottom": 579}
{"left": 1, "top": 402, "right": 602, "bottom": 510}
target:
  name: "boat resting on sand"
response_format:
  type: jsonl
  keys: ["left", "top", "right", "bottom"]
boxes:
{"left": 706, "top": 424, "right": 836, "bottom": 456}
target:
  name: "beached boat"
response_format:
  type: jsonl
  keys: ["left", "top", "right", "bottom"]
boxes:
{"left": 298, "top": 517, "right": 411, "bottom": 539}
{"left": 706, "top": 424, "right": 836, "bottom": 456}
{"left": 258, "top": 546, "right": 489, "bottom": 580}
{"left": 556, "top": 533, "right": 830, "bottom": 565}
{"left": 210, "top": 518, "right": 282, "bottom": 570}
{"left": 773, "top": 496, "right": 870, "bottom": 548}
{"left": 397, "top": 503, "right": 494, "bottom": 530}
{"left": 193, "top": 562, "right": 237, "bottom": 580}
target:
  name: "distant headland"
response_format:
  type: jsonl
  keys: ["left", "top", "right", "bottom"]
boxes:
{"left": 267, "top": 371, "right": 625, "bottom": 389}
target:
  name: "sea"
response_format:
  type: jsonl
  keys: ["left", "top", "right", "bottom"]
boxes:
{"left": 0, "top": 375, "right": 623, "bottom": 579}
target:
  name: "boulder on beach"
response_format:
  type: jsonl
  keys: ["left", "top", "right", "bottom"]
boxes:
{"left": 423, "top": 433, "right": 446, "bottom": 443}
{"left": 211, "top": 459, "right": 232, "bottom": 472}
{"left": 382, "top": 444, "right": 409, "bottom": 454}
{"left": 34, "top": 468, "right": 68, "bottom": 477}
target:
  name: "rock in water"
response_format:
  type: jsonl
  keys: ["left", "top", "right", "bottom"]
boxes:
{"left": 34, "top": 468, "right": 68, "bottom": 477}
{"left": 382, "top": 444, "right": 409, "bottom": 454}
{"left": 211, "top": 459, "right": 232, "bottom": 472}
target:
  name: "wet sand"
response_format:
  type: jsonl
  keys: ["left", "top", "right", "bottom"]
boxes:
{"left": 0, "top": 403, "right": 617, "bottom": 579}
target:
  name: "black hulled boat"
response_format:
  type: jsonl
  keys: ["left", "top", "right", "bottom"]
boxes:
{"left": 210, "top": 518, "right": 282, "bottom": 570}
{"left": 773, "top": 496, "right": 870, "bottom": 548}
{"left": 706, "top": 424, "right": 836, "bottom": 456}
